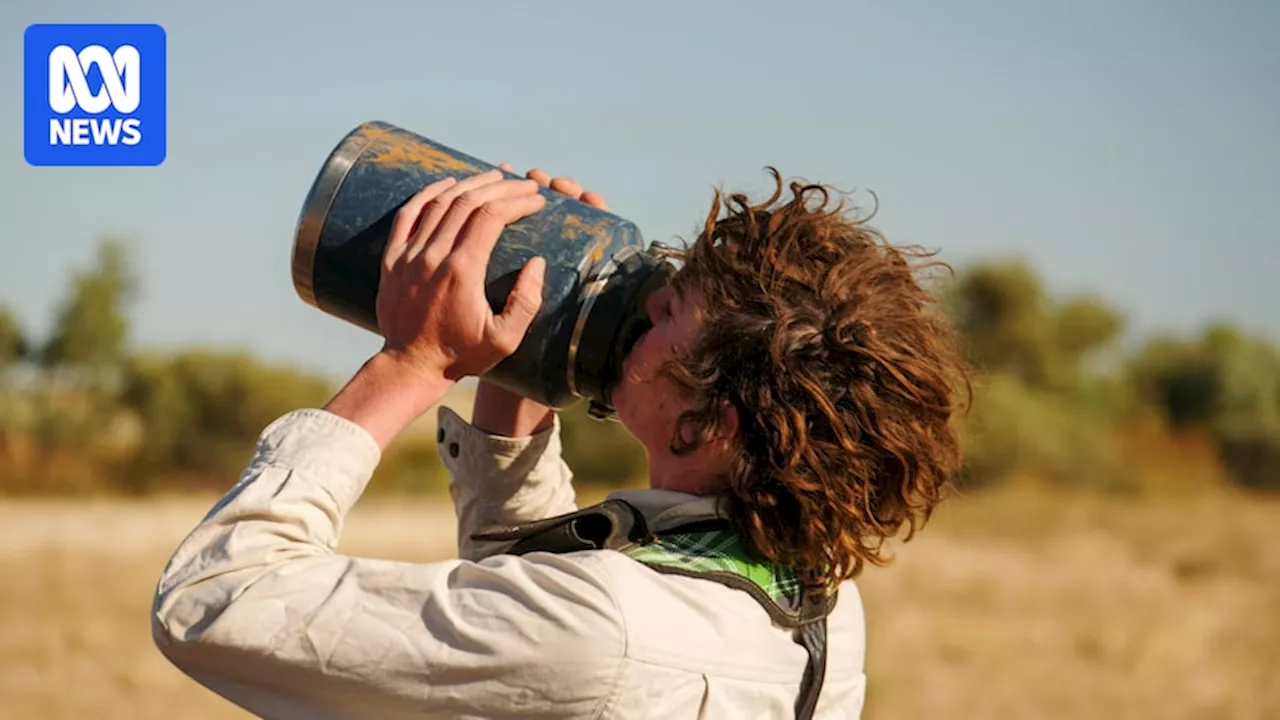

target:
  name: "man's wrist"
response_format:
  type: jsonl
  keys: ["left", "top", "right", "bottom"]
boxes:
{"left": 323, "top": 351, "right": 454, "bottom": 450}
{"left": 472, "top": 379, "right": 556, "bottom": 438}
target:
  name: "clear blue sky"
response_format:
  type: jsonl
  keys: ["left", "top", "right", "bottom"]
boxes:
{"left": 3, "top": 0, "right": 1277, "bottom": 379}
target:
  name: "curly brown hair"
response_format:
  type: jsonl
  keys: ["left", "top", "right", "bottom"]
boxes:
{"left": 660, "top": 169, "right": 970, "bottom": 589}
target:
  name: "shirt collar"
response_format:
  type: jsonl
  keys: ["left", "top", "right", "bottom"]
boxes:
{"left": 605, "top": 488, "right": 730, "bottom": 533}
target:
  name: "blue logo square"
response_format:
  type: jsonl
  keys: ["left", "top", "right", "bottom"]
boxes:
{"left": 24, "top": 23, "right": 167, "bottom": 167}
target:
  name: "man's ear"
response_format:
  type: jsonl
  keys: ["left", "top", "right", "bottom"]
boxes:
{"left": 715, "top": 399, "right": 739, "bottom": 443}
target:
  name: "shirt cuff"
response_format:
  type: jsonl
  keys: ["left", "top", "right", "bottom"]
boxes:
{"left": 254, "top": 408, "right": 384, "bottom": 512}
{"left": 435, "top": 405, "right": 577, "bottom": 534}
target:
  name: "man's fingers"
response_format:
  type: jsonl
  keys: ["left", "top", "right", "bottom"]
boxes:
{"left": 449, "top": 192, "right": 548, "bottom": 279}
{"left": 498, "top": 162, "right": 515, "bottom": 173}
{"left": 579, "top": 190, "right": 610, "bottom": 211}
{"left": 489, "top": 256, "right": 547, "bottom": 355}
{"left": 383, "top": 176, "right": 458, "bottom": 274}
{"left": 525, "top": 168, "right": 551, "bottom": 187}
{"left": 548, "top": 176, "right": 583, "bottom": 199}
{"left": 421, "top": 179, "right": 541, "bottom": 271}
{"left": 529, "top": 171, "right": 609, "bottom": 210}
{"left": 524, "top": 169, "right": 608, "bottom": 207}
{"left": 404, "top": 169, "right": 503, "bottom": 264}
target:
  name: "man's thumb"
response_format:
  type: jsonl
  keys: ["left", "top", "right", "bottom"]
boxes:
{"left": 491, "top": 256, "right": 546, "bottom": 351}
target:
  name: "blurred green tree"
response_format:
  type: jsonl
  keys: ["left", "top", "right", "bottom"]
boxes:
{"left": 0, "top": 306, "right": 26, "bottom": 371}
{"left": 946, "top": 261, "right": 1050, "bottom": 385}
{"left": 944, "top": 261, "right": 1132, "bottom": 488}
{"left": 1127, "top": 323, "right": 1280, "bottom": 489}
{"left": 39, "top": 238, "right": 138, "bottom": 382}
{"left": 945, "top": 261, "right": 1124, "bottom": 394}
{"left": 117, "top": 349, "right": 337, "bottom": 492}
{"left": 19, "top": 238, "right": 141, "bottom": 484}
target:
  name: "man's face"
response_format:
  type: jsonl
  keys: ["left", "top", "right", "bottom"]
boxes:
{"left": 611, "top": 282, "right": 721, "bottom": 489}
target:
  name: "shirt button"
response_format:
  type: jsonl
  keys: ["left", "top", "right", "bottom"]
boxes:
{"left": 437, "top": 427, "right": 445, "bottom": 443}
{"left": 448, "top": 442, "right": 460, "bottom": 458}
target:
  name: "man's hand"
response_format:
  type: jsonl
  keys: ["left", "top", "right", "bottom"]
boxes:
{"left": 325, "top": 170, "right": 549, "bottom": 449}
{"left": 378, "top": 170, "right": 549, "bottom": 382}
{"left": 518, "top": 167, "right": 610, "bottom": 212}
{"left": 471, "top": 164, "right": 610, "bottom": 438}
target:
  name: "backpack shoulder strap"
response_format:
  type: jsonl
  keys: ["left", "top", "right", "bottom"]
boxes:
{"left": 470, "top": 498, "right": 653, "bottom": 556}
{"left": 618, "top": 524, "right": 837, "bottom": 629}
{"left": 472, "top": 498, "right": 832, "bottom": 719}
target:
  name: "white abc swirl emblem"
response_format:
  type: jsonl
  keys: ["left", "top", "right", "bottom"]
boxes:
{"left": 48, "top": 44, "right": 141, "bottom": 114}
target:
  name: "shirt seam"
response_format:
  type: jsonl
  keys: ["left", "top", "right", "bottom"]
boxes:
{"left": 594, "top": 553, "right": 855, "bottom": 684}
{"left": 586, "top": 554, "right": 630, "bottom": 720}
{"left": 621, "top": 653, "right": 810, "bottom": 684}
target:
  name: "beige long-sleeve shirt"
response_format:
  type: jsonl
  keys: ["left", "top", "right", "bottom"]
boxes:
{"left": 151, "top": 405, "right": 868, "bottom": 719}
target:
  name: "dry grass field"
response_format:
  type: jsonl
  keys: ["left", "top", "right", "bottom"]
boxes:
{"left": 0, "top": 487, "right": 1276, "bottom": 719}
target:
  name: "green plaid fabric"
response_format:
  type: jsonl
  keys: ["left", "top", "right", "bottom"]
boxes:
{"left": 623, "top": 528, "right": 802, "bottom": 607}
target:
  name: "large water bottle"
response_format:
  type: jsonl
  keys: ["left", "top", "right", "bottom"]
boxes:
{"left": 291, "top": 121, "right": 674, "bottom": 418}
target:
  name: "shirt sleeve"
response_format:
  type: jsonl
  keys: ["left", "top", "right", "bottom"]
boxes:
{"left": 150, "top": 409, "right": 624, "bottom": 720}
{"left": 435, "top": 405, "right": 579, "bottom": 561}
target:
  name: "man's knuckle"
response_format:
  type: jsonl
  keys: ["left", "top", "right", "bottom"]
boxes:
{"left": 439, "top": 257, "right": 463, "bottom": 276}
{"left": 475, "top": 201, "right": 504, "bottom": 220}
{"left": 395, "top": 203, "right": 421, "bottom": 223}
{"left": 455, "top": 191, "right": 484, "bottom": 211}
{"left": 493, "top": 334, "right": 519, "bottom": 355}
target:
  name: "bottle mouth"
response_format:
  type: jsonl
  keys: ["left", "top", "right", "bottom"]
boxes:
{"left": 567, "top": 246, "right": 675, "bottom": 419}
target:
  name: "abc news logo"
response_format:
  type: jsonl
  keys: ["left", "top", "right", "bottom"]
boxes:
{"left": 24, "top": 23, "right": 166, "bottom": 167}
{"left": 48, "top": 44, "right": 143, "bottom": 146}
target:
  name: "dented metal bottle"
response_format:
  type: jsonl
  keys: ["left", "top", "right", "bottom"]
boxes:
{"left": 291, "top": 121, "right": 674, "bottom": 417}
